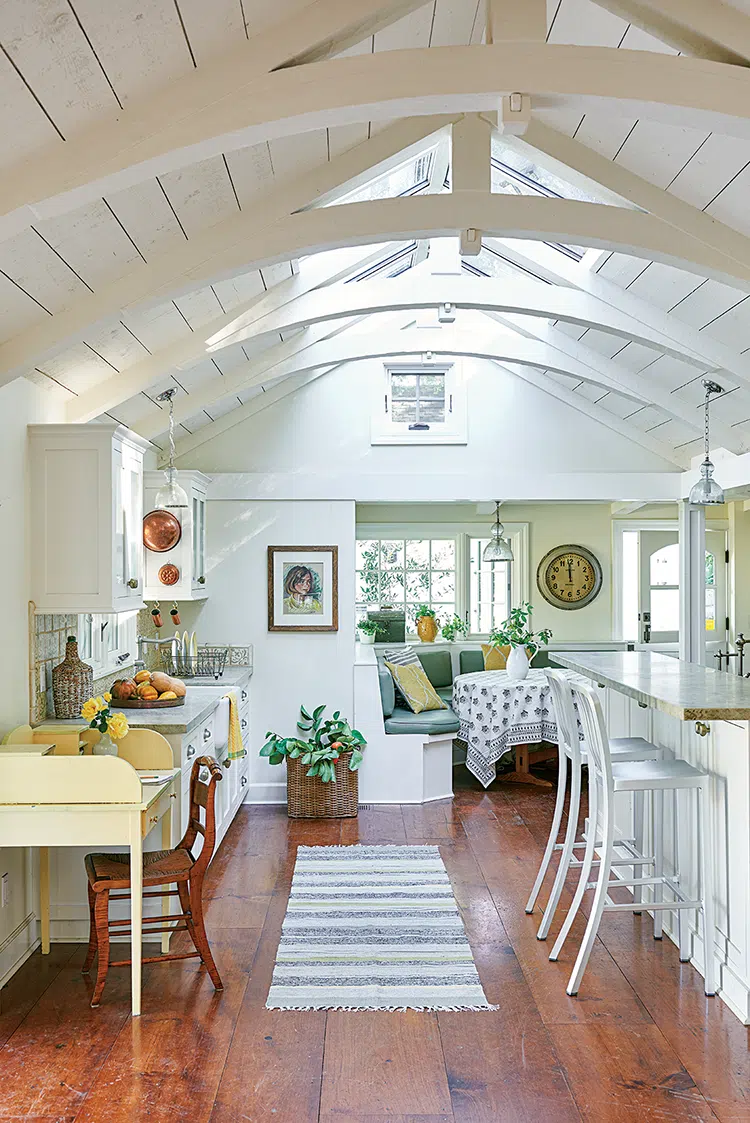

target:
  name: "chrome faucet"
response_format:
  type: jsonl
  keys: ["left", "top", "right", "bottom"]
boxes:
{"left": 135, "top": 635, "right": 178, "bottom": 672}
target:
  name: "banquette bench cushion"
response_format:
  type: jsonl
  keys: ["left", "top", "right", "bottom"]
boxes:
{"left": 378, "top": 650, "right": 460, "bottom": 736}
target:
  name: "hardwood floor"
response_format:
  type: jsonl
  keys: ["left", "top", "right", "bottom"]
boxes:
{"left": 1, "top": 771, "right": 748, "bottom": 1122}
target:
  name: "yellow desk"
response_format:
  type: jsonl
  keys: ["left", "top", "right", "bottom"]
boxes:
{"left": 0, "top": 755, "right": 180, "bottom": 1016}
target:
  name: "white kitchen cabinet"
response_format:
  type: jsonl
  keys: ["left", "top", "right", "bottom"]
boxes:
{"left": 143, "top": 470, "right": 211, "bottom": 602}
{"left": 29, "top": 423, "right": 148, "bottom": 614}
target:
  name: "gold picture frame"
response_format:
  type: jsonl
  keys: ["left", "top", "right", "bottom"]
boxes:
{"left": 267, "top": 545, "right": 339, "bottom": 632}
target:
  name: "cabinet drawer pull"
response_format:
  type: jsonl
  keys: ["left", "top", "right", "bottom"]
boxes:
{"left": 187, "top": 745, "right": 197, "bottom": 759}
{"left": 149, "top": 815, "right": 158, "bottom": 824}
{"left": 127, "top": 577, "right": 139, "bottom": 589}
{"left": 240, "top": 776, "right": 248, "bottom": 787}
{"left": 695, "top": 721, "right": 711, "bottom": 737}
{"left": 198, "top": 575, "right": 206, "bottom": 584}
{"left": 241, "top": 690, "right": 248, "bottom": 702}
{"left": 241, "top": 718, "right": 248, "bottom": 730}
{"left": 203, "top": 727, "right": 212, "bottom": 742}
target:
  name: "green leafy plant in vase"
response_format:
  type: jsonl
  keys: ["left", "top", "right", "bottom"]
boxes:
{"left": 356, "top": 618, "right": 383, "bottom": 646}
{"left": 414, "top": 604, "right": 439, "bottom": 643}
{"left": 489, "top": 601, "right": 552, "bottom": 681}
{"left": 260, "top": 704, "right": 366, "bottom": 783}
{"left": 441, "top": 614, "right": 469, "bottom": 643}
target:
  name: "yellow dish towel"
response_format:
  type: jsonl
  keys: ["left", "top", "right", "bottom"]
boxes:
{"left": 225, "top": 691, "right": 246, "bottom": 760}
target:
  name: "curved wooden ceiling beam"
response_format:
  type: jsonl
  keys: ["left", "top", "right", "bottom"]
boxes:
{"left": 20, "top": 193, "right": 750, "bottom": 423}
{"left": 7, "top": 44, "right": 750, "bottom": 232}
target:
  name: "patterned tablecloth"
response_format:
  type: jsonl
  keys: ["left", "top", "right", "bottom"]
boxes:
{"left": 452, "top": 668, "right": 559, "bottom": 788}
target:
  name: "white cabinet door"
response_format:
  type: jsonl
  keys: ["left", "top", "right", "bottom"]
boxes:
{"left": 191, "top": 494, "right": 207, "bottom": 596}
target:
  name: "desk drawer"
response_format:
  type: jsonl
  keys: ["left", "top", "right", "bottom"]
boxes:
{"left": 141, "top": 780, "right": 177, "bottom": 839}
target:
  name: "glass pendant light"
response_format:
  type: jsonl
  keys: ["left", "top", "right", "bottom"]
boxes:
{"left": 688, "top": 379, "right": 725, "bottom": 506}
{"left": 482, "top": 500, "right": 514, "bottom": 562}
{"left": 154, "top": 388, "right": 189, "bottom": 510}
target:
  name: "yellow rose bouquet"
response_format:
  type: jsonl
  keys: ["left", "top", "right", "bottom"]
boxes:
{"left": 80, "top": 692, "right": 130, "bottom": 742}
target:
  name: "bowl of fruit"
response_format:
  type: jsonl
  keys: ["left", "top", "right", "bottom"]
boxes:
{"left": 111, "top": 670, "right": 187, "bottom": 708}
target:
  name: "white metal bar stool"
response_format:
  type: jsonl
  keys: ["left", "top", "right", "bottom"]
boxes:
{"left": 554, "top": 679, "right": 715, "bottom": 998}
{"left": 526, "top": 670, "right": 663, "bottom": 940}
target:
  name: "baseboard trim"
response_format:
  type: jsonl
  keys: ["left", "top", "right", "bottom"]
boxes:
{"left": 0, "top": 913, "right": 39, "bottom": 990}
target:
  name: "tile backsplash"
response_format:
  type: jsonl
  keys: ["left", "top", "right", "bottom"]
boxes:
{"left": 32, "top": 615, "right": 135, "bottom": 725}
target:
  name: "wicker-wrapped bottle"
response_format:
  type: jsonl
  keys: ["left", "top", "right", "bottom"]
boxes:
{"left": 52, "top": 636, "right": 93, "bottom": 719}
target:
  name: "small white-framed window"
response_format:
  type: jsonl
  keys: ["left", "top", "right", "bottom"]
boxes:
{"left": 77, "top": 611, "right": 137, "bottom": 678}
{"left": 372, "top": 362, "right": 467, "bottom": 445}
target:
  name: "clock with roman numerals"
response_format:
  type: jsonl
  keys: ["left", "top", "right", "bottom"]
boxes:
{"left": 536, "top": 544, "right": 603, "bottom": 610}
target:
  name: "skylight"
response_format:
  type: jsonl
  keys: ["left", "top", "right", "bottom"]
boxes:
{"left": 325, "top": 149, "right": 436, "bottom": 207}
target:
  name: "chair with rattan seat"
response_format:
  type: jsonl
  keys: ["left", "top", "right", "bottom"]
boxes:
{"left": 82, "top": 755, "right": 224, "bottom": 1008}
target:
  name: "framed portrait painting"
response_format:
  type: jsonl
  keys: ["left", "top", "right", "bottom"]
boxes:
{"left": 268, "top": 545, "right": 339, "bottom": 632}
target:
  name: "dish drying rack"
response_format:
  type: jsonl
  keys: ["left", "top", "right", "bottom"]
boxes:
{"left": 162, "top": 646, "right": 229, "bottom": 680}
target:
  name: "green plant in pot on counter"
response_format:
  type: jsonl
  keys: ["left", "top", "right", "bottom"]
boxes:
{"left": 356, "top": 618, "right": 383, "bottom": 645}
{"left": 441, "top": 614, "right": 469, "bottom": 643}
{"left": 489, "top": 602, "right": 552, "bottom": 682}
{"left": 260, "top": 704, "right": 366, "bottom": 783}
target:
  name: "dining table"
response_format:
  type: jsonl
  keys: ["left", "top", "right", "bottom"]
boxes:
{"left": 452, "top": 668, "right": 564, "bottom": 787}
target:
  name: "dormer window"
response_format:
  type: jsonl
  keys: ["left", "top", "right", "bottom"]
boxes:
{"left": 372, "top": 361, "right": 467, "bottom": 445}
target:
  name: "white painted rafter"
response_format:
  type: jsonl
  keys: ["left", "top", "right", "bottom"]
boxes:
{"left": 592, "top": 0, "right": 750, "bottom": 66}
{"left": 500, "top": 362, "right": 685, "bottom": 467}
{"left": 9, "top": 44, "right": 750, "bottom": 232}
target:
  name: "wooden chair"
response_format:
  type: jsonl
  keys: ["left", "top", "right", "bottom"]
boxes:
{"left": 82, "top": 755, "right": 224, "bottom": 1008}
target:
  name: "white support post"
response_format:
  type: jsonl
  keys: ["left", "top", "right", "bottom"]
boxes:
{"left": 451, "top": 115, "right": 491, "bottom": 256}
{"left": 679, "top": 500, "right": 706, "bottom": 665}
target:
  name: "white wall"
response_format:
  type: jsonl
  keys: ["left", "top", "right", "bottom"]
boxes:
{"left": 0, "top": 376, "right": 66, "bottom": 984}
{"left": 179, "top": 358, "right": 678, "bottom": 484}
{"left": 178, "top": 500, "right": 356, "bottom": 803}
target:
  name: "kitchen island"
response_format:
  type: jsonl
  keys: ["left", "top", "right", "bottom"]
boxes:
{"left": 554, "top": 650, "right": 750, "bottom": 1024}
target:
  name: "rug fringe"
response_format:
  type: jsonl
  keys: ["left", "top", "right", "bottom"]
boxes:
{"left": 266, "top": 1003, "right": 501, "bottom": 1012}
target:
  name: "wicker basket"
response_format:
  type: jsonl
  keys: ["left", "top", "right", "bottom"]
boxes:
{"left": 285, "top": 754, "right": 359, "bottom": 818}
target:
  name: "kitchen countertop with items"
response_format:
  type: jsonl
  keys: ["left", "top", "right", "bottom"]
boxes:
{"left": 36, "top": 670, "right": 252, "bottom": 735}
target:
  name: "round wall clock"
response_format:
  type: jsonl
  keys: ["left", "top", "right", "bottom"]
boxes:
{"left": 536, "top": 544, "right": 603, "bottom": 610}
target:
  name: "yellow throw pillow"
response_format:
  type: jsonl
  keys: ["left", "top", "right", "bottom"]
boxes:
{"left": 384, "top": 660, "right": 448, "bottom": 714}
{"left": 481, "top": 644, "right": 533, "bottom": 671}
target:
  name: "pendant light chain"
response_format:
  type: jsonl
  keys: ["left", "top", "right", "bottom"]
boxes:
{"left": 168, "top": 391, "right": 177, "bottom": 472}
{"left": 154, "top": 387, "right": 189, "bottom": 509}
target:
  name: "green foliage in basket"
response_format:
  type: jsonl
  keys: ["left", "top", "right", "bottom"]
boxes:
{"left": 260, "top": 704, "right": 366, "bottom": 784}
{"left": 441, "top": 614, "right": 469, "bottom": 642}
{"left": 489, "top": 601, "right": 552, "bottom": 653}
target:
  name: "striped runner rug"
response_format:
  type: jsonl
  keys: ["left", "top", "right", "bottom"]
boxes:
{"left": 265, "top": 844, "right": 497, "bottom": 1011}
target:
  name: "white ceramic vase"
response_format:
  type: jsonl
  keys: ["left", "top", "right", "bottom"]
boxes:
{"left": 505, "top": 645, "right": 530, "bottom": 682}
{"left": 92, "top": 732, "right": 118, "bottom": 757}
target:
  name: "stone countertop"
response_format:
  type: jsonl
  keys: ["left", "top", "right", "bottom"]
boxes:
{"left": 553, "top": 650, "right": 750, "bottom": 721}
{"left": 36, "top": 686, "right": 232, "bottom": 737}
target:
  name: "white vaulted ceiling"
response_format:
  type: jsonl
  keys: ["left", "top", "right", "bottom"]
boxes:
{"left": 4, "top": 0, "right": 750, "bottom": 469}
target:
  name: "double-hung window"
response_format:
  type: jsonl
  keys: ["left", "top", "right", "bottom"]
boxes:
{"left": 77, "top": 611, "right": 137, "bottom": 678}
{"left": 373, "top": 362, "right": 467, "bottom": 445}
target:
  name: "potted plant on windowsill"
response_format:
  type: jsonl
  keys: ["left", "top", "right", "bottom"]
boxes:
{"left": 414, "top": 604, "right": 439, "bottom": 643}
{"left": 260, "top": 704, "right": 366, "bottom": 818}
{"left": 489, "top": 602, "right": 552, "bottom": 681}
{"left": 441, "top": 614, "right": 469, "bottom": 643}
{"left": 357, "top": 618, "right": 382, "bottom": 645}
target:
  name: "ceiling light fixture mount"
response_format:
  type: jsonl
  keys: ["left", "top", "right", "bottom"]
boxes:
{"left": 154, "top": 387, "right": 189, "bottom": 511}
{"left": 482, "top": 500, "right": 514, "bottom": 562}
{"left": 688, "top": 379, "right": 725, "bottom": 506}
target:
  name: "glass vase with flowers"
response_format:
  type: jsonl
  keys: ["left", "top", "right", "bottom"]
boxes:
{"left": 81, "top": 694, "right": 130, "bottom": 756}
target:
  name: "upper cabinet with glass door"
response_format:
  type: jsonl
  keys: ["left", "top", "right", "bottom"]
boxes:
{"left": 29, "top": 424, "right": 149, "bottom": 613}
{"left": 143, "top": 470, "right": 211, "bottom": 602}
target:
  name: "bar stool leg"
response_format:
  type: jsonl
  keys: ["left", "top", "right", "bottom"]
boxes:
{"left": 699, "top": 777, "right": 716, "bottom": 996}
{"left": 550, "top": 769, "right": 598, "bottom": 962}
{"left": 676, "top": 787, "right": 691, "bottom": 962}
{"left": 653, "top": 788, "right": 664, "bottom": 939}
{"left": 526, "top": 749, "right": 568, "bottom": 914}
{"left": 632, "top": 790, "right": 644, "bottom": 914}
{"left": 537, "top": 751, "right": 582, "bottom": 940}
{"left": 567, "top": 789, "right": 616, "bottom": 996}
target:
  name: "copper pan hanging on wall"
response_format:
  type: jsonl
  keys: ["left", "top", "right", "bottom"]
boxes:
{"left": 143, "top": 509, "right": 182, "bottom": 553}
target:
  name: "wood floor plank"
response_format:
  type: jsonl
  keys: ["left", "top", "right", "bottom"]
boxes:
{"left": 340, "top": 805, "right": 407, "bottom": 844}
{"left": 0, "top": 944, "right": 77, "bottom": 1048}
{"left": 548, "top": 1022, "right": 718, "bottom": 1121}
{"left": 74, "top": 928, "right": 257, "bottom": 1123}
{"left": 319, "top": 1116, "right": 453, "bottom": 1122}
{"left": 320, "top": 1012, "right": 453, "bottom": 1118}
